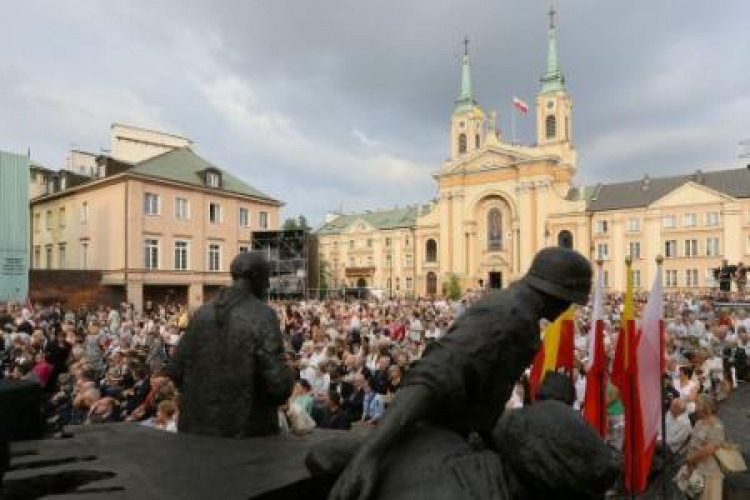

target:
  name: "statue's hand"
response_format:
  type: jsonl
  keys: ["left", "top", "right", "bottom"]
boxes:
{"left": 329, "top": 446, "right": 380, "bottom": 500}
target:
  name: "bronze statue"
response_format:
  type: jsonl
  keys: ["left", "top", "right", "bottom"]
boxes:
{"left": 314, "top": 247, "right": 617, "bottom": 499}
{"left": 168, "top": 251, "right": 294, "bottom": 438}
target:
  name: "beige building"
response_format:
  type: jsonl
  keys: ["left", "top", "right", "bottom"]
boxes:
{"left": 317, "top": 13, "right": 750, "bottom": 296}
{"left": 30, "top": 124, "right": 282, "bottom": 311}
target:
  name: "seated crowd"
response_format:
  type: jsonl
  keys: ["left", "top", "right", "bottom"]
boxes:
{"left": 0, "top": 288, "right": 747, "bottom": 496}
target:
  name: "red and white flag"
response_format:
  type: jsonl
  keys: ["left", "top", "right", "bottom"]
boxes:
{"left": 583, "top": 266, "right": 607, "bottom": 437}
{"left": 513, "top": 96, "right": 529, "bottom": 114}
{"left": 633, "top": 263, "right": 665, "bottom": 492}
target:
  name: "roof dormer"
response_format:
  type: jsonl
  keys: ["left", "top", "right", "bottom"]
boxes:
{"left": 201, "top": 167, "right": 222, "bottom": 188}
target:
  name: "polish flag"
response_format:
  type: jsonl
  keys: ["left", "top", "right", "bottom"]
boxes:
{"left": 513, "top": 96, "right": 529, "bottom": 114}
{"left": 583, "top": 266, "right": 607, "bottom": 438}
{"left": 633, "top": 263, "right": 665, "bottom": 493}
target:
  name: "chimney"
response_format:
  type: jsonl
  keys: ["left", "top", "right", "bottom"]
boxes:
{"left": 642, "top": 174, "right": 651, "bottom": 190}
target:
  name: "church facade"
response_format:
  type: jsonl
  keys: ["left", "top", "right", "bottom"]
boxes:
{"left": 317, "top": 13, "right": 750, "bottom": 296}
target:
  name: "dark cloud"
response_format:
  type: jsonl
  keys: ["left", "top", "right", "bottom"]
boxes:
{"left": 1, "top": 1, "right": 749, "bottom": 224}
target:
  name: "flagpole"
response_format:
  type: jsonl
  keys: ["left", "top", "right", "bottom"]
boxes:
{"left": 596, "top": 259, "right": 607, "bottom": 439}
{"left": 656, "top": 255, "right": 667, "bottom": 500}
{"left": 625, "top": 256, "right": 636, "bottom": 500}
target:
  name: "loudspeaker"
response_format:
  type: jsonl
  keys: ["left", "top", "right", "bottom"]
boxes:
{"left": 0, "top": 380, "right": 43, "bottom": 441}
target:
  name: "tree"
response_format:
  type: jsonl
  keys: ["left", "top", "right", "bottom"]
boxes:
{"left": 297, "top": 215, "right": 311, "bottom": 231}
{"left": 282, "top": 217, "right": 299, "bottom": 230}
{"left": 318, "top": 259, "right": 331, "bottom": 298}
{"left": 444, "top": 274, "right": 462, "bottom": 300}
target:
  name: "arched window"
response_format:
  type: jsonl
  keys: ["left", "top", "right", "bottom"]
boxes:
{"left": 487, "top": 208, "right": 503, "bottom": 252}
{"left": 425, "top": 239, "right": 438, "bottom": 263}
{"left": 546, "top": 115, "right": 556, "bottom": 139}
{"left": 475, "top": 134, "right": 480, "bottom": 149}
{"left": 557, "top": 230, "right": 573, "bottom": 249}
{"left": 458, "top": 133, "right": 467, "bottom": 154}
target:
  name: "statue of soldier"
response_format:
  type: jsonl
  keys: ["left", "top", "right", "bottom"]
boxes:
{"left": 326, "top": 247, "right": 607, "bottom": 499}
{"left": 168, "top": 251, "right": 294, "bottom": 438}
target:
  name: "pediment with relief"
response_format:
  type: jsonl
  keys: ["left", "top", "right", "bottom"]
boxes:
{"left": 649, "top": 181, "right": 734, "bottom": 208}
{"left": 443, "top": 146, "right": 532, "bottom": 175}
{"left": 345, "top": 218, "right": 375, "bottom": 233}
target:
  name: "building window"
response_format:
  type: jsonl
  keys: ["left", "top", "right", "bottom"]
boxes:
{"left": 458, "top": 133, "right": 467, "bottom": 154}
{"left": 406, "top": 254, "right": 413, "bottom": 267}
{"left": 683, "top": 213, "right": 697, "bottom": 227}
{"left": 663, "top": 215, "right": 676, "bottom": 229}
{"left": 475, "top": 134, "right": 480, "bottom": 149}
{"left": 33, "top": 246, "right": 40, "bottom": 268}
{"left": 58, "top": 207, "right": 66, "bottom": 228}
{"left": 239, "top": 207, "right": 250, "bottom": 227}
{"left": 144, "top": 239, "right": 159, "bottom": 269}
{"left": 595, "top": 220, "right": 609, "bottom": 234}
{"left": 175, "top": 197, "right": 189, "bottom": 220}
{"left": 666, "top": 270, "right": 678, "bottom": 287}
{"left": 405, "top": 237, "right": 410, "bottom": 247}
{"left": 686, "top": 269, "right": 699, "bottom": 287}
{"left": 706, "top": 237, "right": 720, "bottom": 256}
{"left": 626, "top": 218, "right": 640, "bottom": 232}
{"left": 367, "top": 239, "right": 373, "bottom": 248}
{"left": 685, "top": 239, "right": 698, "bottom": 257}
{"left": 46, "top": 210, "right": 53, "bottom": 230}
{"left": 367, "top": 255, "right": 373, "bottom": 266}
{"left": 396, "top": 277, "right": 401, "bottom": 291}
{"left": 665, "top": 240, "right": 678, "bottom": 258}
{"left": 545, "top": 115, "right": 556, "bottom": 139}
{"left": 487, "top": 208, "right": 503, "bottom": 251}
{"left": 386, "top": 254, "right": 393, "bottom": 268}
{"left": 80, "top": 241, "right": 89, "bottom": 269}
{"left": 632, "top": 270, "right": 641, "bottom": 288}
{"left": 81, "top": 202, "right": 89, "bottom": 224}
{"left": 174, "top": 241, "right": 188, "bottom": 271}
{"left": 705, "top": 212, "right": 720, "bottom": 227}
{"left": 385, "top": 237, "right": 392, "bottom": 247}
{"left": 209, "top": 203, "right": 222, "bottom": 224}
{"left": 239, "top": 245, "right": 249, "bottom": 253}
{"left": 45, "top": 245, "right": 53, "bottom": 269}
{"left": 406, "top": 277, "right": 413, "bottom": 290}
{"left": 349, "top": 240, "right": 355, "bottom": 249}
{"left": 206, "top": 171, "right": 221, "bottom": 188}
{"left": 58, "top": 244, "right": 66, "bottom": 269}
{"left": 628, "top": 241, "right": 641, "bottom": 260}
{"left": 144, "top": 192, "right": 160, "bottom": 215}
{"left": 34, "top": 213, "right": 41, "bottom": 233}
{"left": 596, "top": 243, "right": 609, "bottom": 260}
{"left": 425, "top": 239, "right": 438, "bottom": 262}
{"left": 259, "top": 211, "right": 268, "bottom": 229}
{"left": 348, "top": 256, "right": 355, "bottom": 267}
{"left": 208, "top": 244, "right": 221, "bottom": 271}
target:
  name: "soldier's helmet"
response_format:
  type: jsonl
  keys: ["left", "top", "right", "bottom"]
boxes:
{"left": 523, "top": 247, "right": 592, "bottom": 305}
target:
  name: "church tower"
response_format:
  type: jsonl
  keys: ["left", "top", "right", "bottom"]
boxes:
{"left": 536, "top": 8, "right": 573, "bottom": 150}
{"left": 450, "top": 39, "right": 485, "bottom": 159}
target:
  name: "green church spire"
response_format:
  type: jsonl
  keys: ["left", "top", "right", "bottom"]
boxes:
{"left": 540, "top": 7, "right": 566, "bottom": 94}
{"left": 454, "top": 37, "right": 478, "bottom": 113}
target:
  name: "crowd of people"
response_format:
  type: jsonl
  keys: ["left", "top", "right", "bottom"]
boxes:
{"left": 1, "top": 286, "right": 747, "bottom": 498}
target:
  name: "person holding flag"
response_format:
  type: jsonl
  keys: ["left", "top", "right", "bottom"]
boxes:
{"left": 529, "top": 305, "right": 576, "bottom": 400}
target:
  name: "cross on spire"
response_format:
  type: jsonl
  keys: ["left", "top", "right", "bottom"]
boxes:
{"left": 548, "top": 5, "right": 556, "bottom": 29}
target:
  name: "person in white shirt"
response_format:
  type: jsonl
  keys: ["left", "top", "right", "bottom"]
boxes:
{"left": 661, "top": 398, "right": 692, "bottom": 454}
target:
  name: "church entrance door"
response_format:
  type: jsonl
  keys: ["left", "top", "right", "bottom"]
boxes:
{"left": 488, "top": 272, "right": 503, "bottom": 289}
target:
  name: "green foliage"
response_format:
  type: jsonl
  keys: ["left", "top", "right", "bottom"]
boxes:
{"left": 282, "top": 215, "right": 311, "bottom": 231}
{"left": 444, "top": 273, "right": 462, "bottom": 300}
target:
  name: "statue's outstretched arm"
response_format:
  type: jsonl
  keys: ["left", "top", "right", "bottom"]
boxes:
{"left": 329, "top": 384, "right": 433, "bottom": 500}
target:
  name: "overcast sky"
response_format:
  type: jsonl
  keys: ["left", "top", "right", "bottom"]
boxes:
{"left": 2, "top": 1, "right": 749, "bottom": 225}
